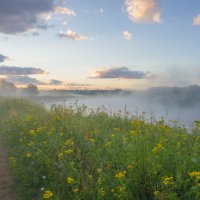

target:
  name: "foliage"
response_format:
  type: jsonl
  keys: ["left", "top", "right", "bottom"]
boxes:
{"left": 23, "top": 84, "right": 39, "bottom": 95}
{"left": 0, "top": 98, "right": 199, "bottom": 200}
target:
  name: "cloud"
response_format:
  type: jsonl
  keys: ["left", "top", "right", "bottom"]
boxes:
{"left": 0, "top": 66, "right": 46, "bottom": 75}
{"left": 48, "top": 79, "right": 63, "bottom": 85}
{"left": 5, "top": 75, "right": 43, "bottom": 85}
{"left": 94, "top": 8, "right": 104, "bottom": 14}
{"left": 58, "top": 29, "right": 89, "bottom": 41}
{"left": 125, "top": 0, "right": 161, "bottom": 23}
{"left": 0, "top": 54, "right": 8, "bottom": 62}
{"left": 66, "top": 82, "right": 91, "bottom": 87}
{"left": 123, "top": 31, "right": 132, "bottom": 40}
{"left": 193, "top": 14, "right": 200, "bottom": 26}
{"left": 0, "top": 0, "right": 55, "bottom": 34}
{"left": 89, "top": 67, "right": 151, "bottom": 79}
{"left": 54, "top": 6, "right": 76, "bottom": 16}
{"left": 0, "top": 0, "right": 76, "bottom": 34}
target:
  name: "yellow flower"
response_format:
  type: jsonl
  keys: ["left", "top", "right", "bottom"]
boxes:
{"left": 127, "top": 164, "right": 134, "bottom": 169}
{"left": 65, "top": 139, "right": 74, "bottom": 146}
{"left": 130, "top": 130, "right": 139, "bottom": 136}
{"left": 26, "top": 153, "right": 32, "bottom": 158}
{"left": 111, "top": 188, "right": 115, "bottom": 193}
{"left": 28, "top": 141, "right": 34, "bottom": 146}
{"left": 58, "top": 153, "right": 64, "bottom": 159}
{"left": 161, "top": 176, "right": 175, "bottom": 186}
{"left": 152, "top": 143, "right": 164, "bottom": 154}
{"left": 115, "top": 171, "right": 126, "bottom": 179}
{"left": 43, "top": 190, "right": 53, "bottom": 199}
{"left": 65, "top": 149, "right": 73, "bottom": 155}
{"left": 188, "top": 171, "right": 200, "bottom": 180}
{"left": 105, "top": 141, "right": 112, "bottom": 148}
{"left": 117, "top": 185, "right": 126, "bottom": 193}
{"left": 97, "top": 177, "right": 103, "bottom": 184}
{"left": 29, "top": 130, "right": 36, "bottom": 136}
{"left": 67, "top": 177, "right": 75, "bottom": 184}
{"left": 73, "top": 188, "right": 79, "bottom": 193}
{"left": 97, "top": 168, "right": 102, "bottom": 174}
{"left": 88, "top": 175, "right": 93, "bottom": 180}
{"left": 98, "top": 188, "right": 105, "bottom": 196}
{"left": 90, "top": 138, "right": 95, "bottom": 143}
{"left": 9, "top": 156, "right": 16, "bottom": 162}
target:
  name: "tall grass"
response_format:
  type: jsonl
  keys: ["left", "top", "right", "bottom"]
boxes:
{"left": 0, "top": 98, "right": 199, "bottom": 200}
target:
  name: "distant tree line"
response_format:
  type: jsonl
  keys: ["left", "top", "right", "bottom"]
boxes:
{"left": 0, "top": 79, "right": 39, "bottom": 96}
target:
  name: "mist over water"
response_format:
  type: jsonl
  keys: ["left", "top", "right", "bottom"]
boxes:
{"left": 1, "top": 85, "right": 200, "bottom": 128}
{"left": 38, "top": 86, "right": 200, "bottom": 128}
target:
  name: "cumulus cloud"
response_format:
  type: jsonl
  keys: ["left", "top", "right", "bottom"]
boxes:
{"left": 89, "top": 67, "right": 151, "bottom": 79}
{"left": 0, "top": 66, "right": 46, "bottom": 75}
{"left": 125, "top": 0, "right": 161, "bottom": 23}
{"left": 123, "top": 31, "right": 132, "bottom": 40}
{"left": 193, "top": 14, "right": 200, "bottom": 25}
{"left": 54, "top": 6, "right": 76, "bottom": 16}
{"left": 5, "top": 75, "right": 43, "bottom": 85}
{"left": 58, "top": 30, "right": 88, "bottom": 41}
{"left": 0, "top": 0, "right": 76, "bottom": 34}
{"left": 0, "top": 54, "right": 8, "bottom": 62}
{"left": 48, "top": 79, "right": 63, "bottom": 85}
{"left": 0, "top": 0, "right": 55, "bottom": 34}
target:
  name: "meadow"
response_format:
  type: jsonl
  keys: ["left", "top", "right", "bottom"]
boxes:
{"left": 0, "top": 98, "right": 199, "bottom": 200}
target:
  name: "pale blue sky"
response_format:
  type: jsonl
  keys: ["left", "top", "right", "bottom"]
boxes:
{"left": 0, "top": 0, "right": 200, "bottom": 89}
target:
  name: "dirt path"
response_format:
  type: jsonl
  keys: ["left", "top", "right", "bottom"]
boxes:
{"left": 0, "top": 135, "right": 17, "bottom": 200}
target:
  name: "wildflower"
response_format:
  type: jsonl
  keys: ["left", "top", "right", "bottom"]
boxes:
{"left": 73, "top": 188, "right": 79, "bottom": 193}
{"left": 65, "top": 139, "right": 74, "bottom": 146}
{"left": 152, "top": 143, "right": 164, "bottom": 154}
{"left": 97, "top": 177, "right": 103, "bottom": 184}
{"left": 43, "top": 190, "right": 53, "bottom": 199}
{"left": 29, "top": 130, "right": 36, "bottom": 136}
{"left": 161, "top": 176, "right": 175, "bottom": 186}
{"left": 9, "top": 156, "right": 16, "bottom": 162}
{"left": 65, "top": 149, "right": 73, "bottom": 155}
{"left": 97, "top": 168, "right": 102, "bottom": 174}
{"left": 67, "top": 177, "right": 75, "bottom": 184}
{"left": 26, "top": 153, "right": 32, "bottom": 158}
{"left": 58, "top": 153, "right": 64, "bottom": 159}
{"left": 130, "top": 130, "right": 139, "bottom": 136}
{"left": 117, "top": 185, "right": 126, "bottom": 193}
{"left": 115, "top": 171, "right": 126, "bottom": 179}
{"left": 41, "top": 187, "right": 45, "bottom": 191}
{"left": 188, "top": 171, "right": 200, "bottom": 180}
{"left": 98, "top": 188, "right": 105, "bottom": 196}
{"left": 90, "top": 138, "right": 95, "bottom": 143}
{"left": 28, "top": 141, "right": 34, "bottom": 146}
{"left": 88, "top": 175, "right": 93, "bottom": 180}
{"left": 127, "top": 164, "right": 134, "bottom": 169}
{"left": 105, "top": 141, "right": 112, "bottom": 148}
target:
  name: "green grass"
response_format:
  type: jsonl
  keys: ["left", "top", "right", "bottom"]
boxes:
{"left": 0, "top": 98, "right": 199, "bottom": 200}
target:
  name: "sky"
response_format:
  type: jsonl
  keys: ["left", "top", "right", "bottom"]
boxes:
{"left": 0, "top": 0, "right": 200, "bottom": 90}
